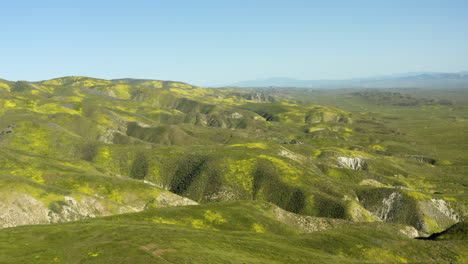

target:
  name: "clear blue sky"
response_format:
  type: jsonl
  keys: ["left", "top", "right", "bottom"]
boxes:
{"left": 1, "top": 0, "right": 468, "bottom": 86}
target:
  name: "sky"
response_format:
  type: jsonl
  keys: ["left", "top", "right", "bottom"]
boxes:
{"left": 1, "top": 0, "right": 468, "bottom": 86}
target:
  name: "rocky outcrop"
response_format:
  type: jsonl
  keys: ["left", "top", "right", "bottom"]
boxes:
{"left": 399, "top": 226, "right": 420, "bottom": 238}
{"left": 357, "top": 189, "right": 421, "bottom": 230}
{"left": 357, "top": 188, "right": 462, "bottom": 233}
{"left": 48, "top": 196, "right": 133, "bottom": 223}
{"left": 205, "top": 187, "right": 239, "bottom": 202}
{"left": 231, "top": 112, "right": 243, "bottom": 119}
{"left": 0, "top": 193, "right": 51, "bottom": 228}
{"left": 0, "top": 190, "right": 198, "bottom": 229}
{"left": 152, "top": 192, "right": 198, "bottom": 208}
{"left": 429, "top": 199, "right": 460, "bottom": 222}
{"left": 417, "top": 199, "right": 461, "bottom": 232}
{"left": 278, "top": 147, "right": 307, "bottom": 163}
{"left": 337, "top": 157, "right": 367, "bottom": 170}
{"left": 272, "top": 204, "right": 420, "bottom": 238}
{"left": 0, "top": 192, "right": 131, "bottom": 228}
{"left": 375, "top": 192, "right": 403, "bottom": 222}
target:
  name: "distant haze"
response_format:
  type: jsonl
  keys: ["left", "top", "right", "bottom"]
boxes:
{"left": 222, "top": 72, "right": 468, "bottom": 88}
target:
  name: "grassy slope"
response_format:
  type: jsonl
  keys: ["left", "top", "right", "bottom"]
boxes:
{"left": 278, "top": 88, "right": 467, "bottom": 197}
{"left": 0, "top": 77, "right": 467, "bottom": 263}
{"left": 0, "top": 79, "right": 466, "bottom": 227}
{"left": 0, "top": 201, "right": 466, "bottom": 264}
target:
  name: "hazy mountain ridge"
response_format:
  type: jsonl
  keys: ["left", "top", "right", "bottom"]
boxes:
{"left": 227, "top": 71, "right": 468, "bottom": 88}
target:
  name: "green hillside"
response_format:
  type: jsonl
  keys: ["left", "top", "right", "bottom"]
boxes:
{"left": 0, "top": 76, "right": 466, "bottom": 262}
{"left": 0, "top": 201, "right": 466, "bottom": 263}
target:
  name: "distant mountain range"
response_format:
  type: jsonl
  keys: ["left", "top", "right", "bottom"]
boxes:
{"left": 224, "top": 72, "right": 468, "bottom": 88}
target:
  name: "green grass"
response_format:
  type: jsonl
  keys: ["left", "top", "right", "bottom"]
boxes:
{"left": 0, "top": 77, "right": 467, "bottom": 262}
{"left": 0, "top": 201, "right": 466, "bottom": 264}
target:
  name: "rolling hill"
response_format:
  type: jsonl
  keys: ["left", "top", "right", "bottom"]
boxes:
{"left": 0, "top": 76, "right": 467, "bottom": 263}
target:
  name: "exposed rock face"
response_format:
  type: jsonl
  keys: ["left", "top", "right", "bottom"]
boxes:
{"left": 279, "top": 147, "right": 307, "bottom": 163}
{"left": 376, "top": 192, "right": 403, "bottom": 222}
{"left": 0, "top": 193, "right": 131, "bottom": 228}
{"left": 429, "top": 199, "right": 460, "bottom": 222}
{"left": 418, "top": 199, "right": 461, "bottom": 232}
{"left": 205, "top": 187, "right": 238, "bottom": 202}
{"left": 0, "top": 191, "right": 198, "bottom": 229}
{"left": 0, "top": 193, "right": 50, "bottom": 228}
{"left": 357, "top": 188, "right": 463, "bottom": 233}
{"left": 231, "top": 112, "right": 243, "bottom": 119}
{"left": 337, "top": 157, "right": 367, "bottom": 170}
{"left": 153, "top": 192, "right": 198, "bottom": 207}
{"left": 399, "top": 226, "right": 420, "bottom": 238}
{"left": 357, "top": 189, "right": 421, "bottom": 229}
{"left": 273, "top": 205, "right": 419, "bottom": 238}
{"left": 48, "top": 196, "right": 133, "bottom": 223}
